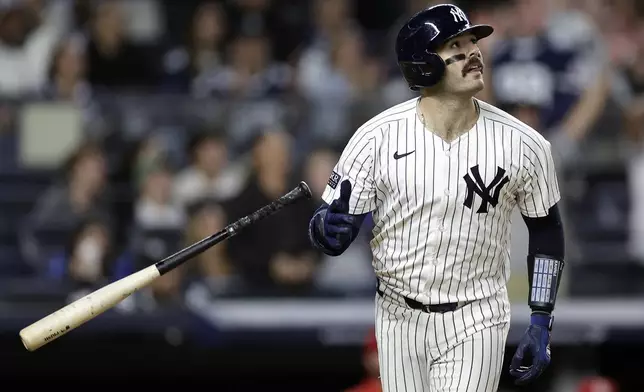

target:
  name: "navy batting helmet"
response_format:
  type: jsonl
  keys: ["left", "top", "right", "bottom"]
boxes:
{"left": 396, "top": 4, "right": 494, "bottom": 90}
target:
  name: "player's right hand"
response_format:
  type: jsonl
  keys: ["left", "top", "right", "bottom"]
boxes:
{"left": 312, "top": 180, "right": 357, "bottom": 252}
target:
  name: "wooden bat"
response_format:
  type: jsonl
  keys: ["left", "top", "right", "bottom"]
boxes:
{"left": 19, "top": 181, "right": 313, "bottom": 351}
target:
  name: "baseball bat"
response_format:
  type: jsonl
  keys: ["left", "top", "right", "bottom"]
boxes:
{"left": 19, "top": 181, "right": 313, "bottom": 352}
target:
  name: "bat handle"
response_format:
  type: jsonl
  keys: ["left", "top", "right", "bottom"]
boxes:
{"left": 156, "top": 181, "right": 312, "bottom": 275}
{"left": 228, "top": 181, "right": 312, "bottom": 235}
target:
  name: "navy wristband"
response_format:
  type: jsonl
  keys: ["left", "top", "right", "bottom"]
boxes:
{"left": 530, "top": 312, "right": 552, "bottom": 329}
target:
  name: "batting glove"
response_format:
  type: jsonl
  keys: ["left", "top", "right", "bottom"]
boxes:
{"left": 509, "top": 313, "right": 552, "bottom": 385}
{"left": 309, "top": 180, "right": 358, "bottom": 255}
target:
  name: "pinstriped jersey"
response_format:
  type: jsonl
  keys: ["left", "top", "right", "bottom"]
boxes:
{"left": 321, "top": 97, "right": 560, "bottom": 305}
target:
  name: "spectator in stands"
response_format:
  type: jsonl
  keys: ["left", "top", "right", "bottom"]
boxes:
{"left": 304, "top": 146, "right": 340, "bottom": 199}
{"left": 0, "top": 0, "right": 71, "bottom": 97}
{"left": 623, "top": 21, "right": 644, "bottom": 140}
{"left": 40, "top": 33, "right": 102, "bottom": 131}
{"left": 465, "top": 0, "right": 514, "bottom": 104}
{"left": 571, "top": 0, "right": 640, "bottom": 70}
{"left": 196, "top": 30, "right": 294, "bottom": 153}
{"left": 122, "top": 228, "right": 186, "bottom": 311}
{"left": 125, "top": 175, "right": 187, "bottom": 310}
{"left": 43, "top": 34, "right": 90, "bottom": 102}
{"left": 131, "top": 248, "right": 185, "bottom": 309}
{"left": 173, "top": 126, "right": 246, "bottom": 210}
{"left": 184, "top": 198, "right": 233, "bottom": 292}
{"left": 123, "top": 151, "right": 188, "bottom": 309}
{"left": 226, "top": 0, "right": 271, "bottom": 38}
{"left": 338, "top": 30, "right": 386, "bottom": 134}
{"left": 228, "top": 0, "right": 309, "bottom": 63}
{"left": 306, "top": 0, "right": 357, "bottom": 52}
{"left": 134, "top": 158, "right": 185, "bottom": 230}
{"left": 132, "top": 133, "right": 166, "bottom": 182}
{"left": 161, "top": 1, "right": 228, "bottom": 93}
{"left": 224, "top": 129, "right": 320, "bottom": 296}
{"left": 576, "top": 376, "right": 619, "bottom": 392}
{"left": 0, "top": 102, "right": 15, "bottom": 168}
{"left": 20, "top": 141, "right": 112, "bottom": 271}
{"left": 625, "top": 19, "right": 644, "bottom": 262}
{"left": 45, "top": 216, "right": 131, "bottom": 289}
{"left": 192, "top": 32, "right": 292, "bottom": 99}
{"left": 296, "top": 26, "right": 382, "bottom": 146}
{"left": 489, "top": 0, "right": 611, "bottom": 167}
{"left": 345, "top": 329, "right": 381, "bottom": 392}
{"left": 85, "top": 1, "right": 159, "bottom": 90}
{"left": 145, "top": 264, "right": 185, "bottom": 307}
{"left": 296, "top": 0, "right": 358, "bottom": 98}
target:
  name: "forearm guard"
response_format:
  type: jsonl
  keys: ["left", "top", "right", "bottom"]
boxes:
{"left": 527, "top": 254, "right": 565, "bottom": 314}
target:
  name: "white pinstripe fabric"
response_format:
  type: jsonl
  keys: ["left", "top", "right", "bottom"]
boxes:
{"left": 375, "top": 289, "right": 510, "bottom": 392}
{"left": 321, "top": 97, "right": 560, "bottom": 305}
{"left": 322, "top": 96, "right": 559, "bottom": 390}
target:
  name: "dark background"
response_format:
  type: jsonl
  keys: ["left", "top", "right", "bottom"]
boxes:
{"left": 1, "top": 0, "right": 644, "bottom": 391}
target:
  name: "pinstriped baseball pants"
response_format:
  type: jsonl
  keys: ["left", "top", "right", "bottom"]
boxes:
{"left": 374, "top": 289, "right": 511, "bottom": 391}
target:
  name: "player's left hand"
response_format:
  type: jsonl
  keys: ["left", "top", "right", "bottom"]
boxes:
{"left": 509, "top": 313, "right": 552, "bottom": 385}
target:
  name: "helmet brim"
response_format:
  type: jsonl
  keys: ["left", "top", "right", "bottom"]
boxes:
{"left": 445, "top": 24, "right": 494, "bottom": 45}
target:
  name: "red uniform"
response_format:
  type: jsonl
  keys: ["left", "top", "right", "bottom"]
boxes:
{"left": 346, "top": 378, "right": 382, "bottom": 392}
{"left": 577, "top": 376, "right": 618, "bottom": 392}
{"left": 346, "top": 329, "right": 382, "bottom": 392}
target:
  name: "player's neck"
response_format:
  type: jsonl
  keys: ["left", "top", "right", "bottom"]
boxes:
{"left": 417, "top": 95, "right": 478, "bottom": 142}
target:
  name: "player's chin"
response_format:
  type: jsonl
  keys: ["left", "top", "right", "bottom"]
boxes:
{"left": 459, "top": 80, "right": 485, "bottom": 95}
{"left": 464, "top": 70, "right": 484, "bottom": 81}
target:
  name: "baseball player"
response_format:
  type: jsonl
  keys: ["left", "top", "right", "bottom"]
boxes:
{"left": 308, "top": 4, "right": 565, "bottom": 391}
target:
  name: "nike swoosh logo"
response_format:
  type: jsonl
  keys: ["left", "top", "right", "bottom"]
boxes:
{"left": 393, "top": 150, "right": 415, "bottom": 160}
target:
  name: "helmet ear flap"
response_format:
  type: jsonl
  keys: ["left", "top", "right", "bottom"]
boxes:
{"left": 424, "top": 52, "right": 447, "bottom": 81}
{"left": 398, "top": 53, "right": 446, "bottom": 90}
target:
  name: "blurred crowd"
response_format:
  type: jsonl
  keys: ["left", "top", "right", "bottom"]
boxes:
{"left": 0, "top": 0, "right": 643, "bottom": 309}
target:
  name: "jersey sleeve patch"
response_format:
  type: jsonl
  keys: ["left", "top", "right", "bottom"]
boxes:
{"left": 327, "top": 171, "right": 341, "bottom": 189}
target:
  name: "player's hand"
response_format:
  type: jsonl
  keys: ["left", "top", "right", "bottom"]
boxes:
{"left": 314, "top": 180, "right": 357, "bottom": 250}
{"left": 509, "top": 313, "right": 552, "bottom": 385}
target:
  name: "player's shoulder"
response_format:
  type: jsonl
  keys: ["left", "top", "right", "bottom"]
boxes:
{"left": 355, "top": 97, "right": 418, "bottom": 136}
{"left": 476, "top": 99, "right": 551, "bottom": 150}
{"left": 337, "top": 99, "right": 417, "bottom": 160}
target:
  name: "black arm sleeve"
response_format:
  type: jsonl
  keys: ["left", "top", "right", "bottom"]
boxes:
{"left": 522, "top": 203, "right": 565, "bottom": 259}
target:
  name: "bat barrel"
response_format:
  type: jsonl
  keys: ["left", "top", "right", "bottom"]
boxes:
{"left": 19, "top": 265, "right": 160, "bottom": 351}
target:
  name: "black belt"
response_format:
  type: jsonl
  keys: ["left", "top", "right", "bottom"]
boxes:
{"left": 403, "top": 297, "right": 461, "bottom": 313}
{"left": 377, "top": 285, "right": 462, "bottom": 314}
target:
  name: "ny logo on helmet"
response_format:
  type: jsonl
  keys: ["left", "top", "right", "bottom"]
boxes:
{"left": 450, "top": 7, "right": 468, "bottom": 23}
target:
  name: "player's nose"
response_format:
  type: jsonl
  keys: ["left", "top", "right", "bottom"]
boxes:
{"left": 467, "top": 50, "right": 483, "bottom": 66}
{"left": 467, "top": 47, "right": 481, "bottom": 58}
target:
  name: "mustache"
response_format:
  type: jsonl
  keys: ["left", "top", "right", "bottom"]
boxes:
{"left": 462, "top": 57, "right": 484, "bottom": 75}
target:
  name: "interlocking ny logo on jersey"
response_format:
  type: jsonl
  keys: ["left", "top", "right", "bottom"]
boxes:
{"left": 463, "top": 165, "right": 510, "bottom": 213}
